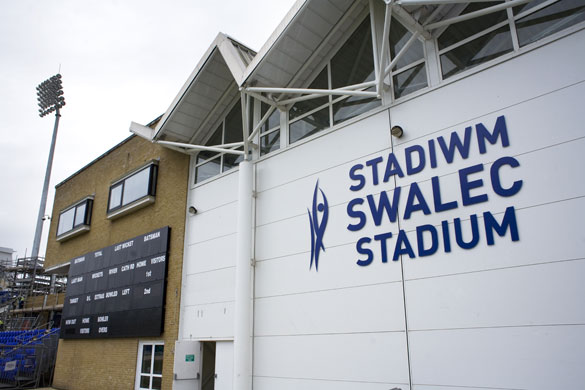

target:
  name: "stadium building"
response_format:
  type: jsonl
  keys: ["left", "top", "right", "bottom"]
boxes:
{"left": 51, "top": 0, "right": 585, "bottom": 389}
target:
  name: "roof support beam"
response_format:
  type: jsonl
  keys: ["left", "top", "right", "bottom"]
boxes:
{"left": 397, "top": 0, "right": 502, "bottom": 5}
{"left": 391, "top": 5, "right": 432, "bottom": 40}
{"left": 384, "top": 31, "right": 420, "bottom": 76}
{"left": 245, "top": 86, "right": 377, "bottom": 98}
{"left": 248, "top": 104, "right": 276, "bottom": 142}
{"left": 277, "top": 80, "right": 376, "bottom": 106}
{"left": 377, "top": 3, "right": 393, "bottom": 97}
{"left": 425, "top": 0, "right": 532, "bottom": 30}
{"left": 155, "top": 140, "right": 245, "bottom": 155}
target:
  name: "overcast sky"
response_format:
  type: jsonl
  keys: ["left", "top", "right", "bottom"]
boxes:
{"left": 0, "top": 0, "right": 296, "bottom": 259}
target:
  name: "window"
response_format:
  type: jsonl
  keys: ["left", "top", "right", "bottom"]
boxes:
{"left": 107, "top": 162, "right": 158, "bottom": 218}
{"left": 437, "top": 0, "right": 585, "bottom": 79}
{"left": 388, "top": 17, "right": 428, "bottom": 98}
{"left": 194, "top": 102, "right": 244, "bottom": 184}
{"left": 259, "top": 103, "right": 281, "bottom": 156}
{"left": 289, "top": 15, "right": 380, "bottom": 144}
{"left": 56, "top": 197, "right": 93, "bottom": 241}
{"left": 135, "top": 342, "right": 164, "bottom": 390}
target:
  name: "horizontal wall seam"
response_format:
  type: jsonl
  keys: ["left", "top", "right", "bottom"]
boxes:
{"left": 254, "top": 330, "right": 405, "bottom": 338}
{"left": 255, "top": 79, "right": 585, "bottom": 196}
{"left": 255, "top": 279, "right": 402, "bottom": 300}
{"left": 255, "top": 194, "right": 585, "bottom": 263}
{"left": 253, "top": 374, "right": 409, "bottom": 386}
{"left": 183, "top": 299, "right": 234, "bottom": 307}
{"left": 188, "top": 231, "right": 236, "bottom": 246}
{"left": 409, "top": 323, "right": 585, "bottom": 333}
{"left": 184, "top": 265, "right": 235, "bottom": 277}
{"left": 255, "top": 134, "right": 585, "bottom": 229}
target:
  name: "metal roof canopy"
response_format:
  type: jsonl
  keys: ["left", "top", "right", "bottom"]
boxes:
{"left": 131, "top": 33, "right": 256, "bottom": 149}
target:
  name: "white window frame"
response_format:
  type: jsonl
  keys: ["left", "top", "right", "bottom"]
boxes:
{"left": 107, "top": 161, "right": 158, "bottom": 220}
{"left": 56, "top": 196, "right": 94, "bottom": 242}
{"left": 135, "top": 341, "right": 164, "bottom": 390}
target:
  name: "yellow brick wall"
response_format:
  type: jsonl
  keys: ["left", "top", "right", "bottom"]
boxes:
{"left": 45, "top": 135, "right": 189, "bottom": 390}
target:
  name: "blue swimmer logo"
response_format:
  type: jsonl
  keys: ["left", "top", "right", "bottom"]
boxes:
{"left": 308, "top": 180, "right": 329, "bottom": 271}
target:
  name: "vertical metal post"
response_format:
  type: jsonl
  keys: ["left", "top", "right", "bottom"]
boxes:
{"left": 233, "top": 159, "right": 253, "bottom": 390}
{"left": 31, "top": 107, "right": 61, "bottom": 259}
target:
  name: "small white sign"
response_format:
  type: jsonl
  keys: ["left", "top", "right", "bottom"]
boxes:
{"left": 5, "top": 361, "right": 17, "bottom": 371}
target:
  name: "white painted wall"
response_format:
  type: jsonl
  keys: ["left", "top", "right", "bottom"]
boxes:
{"left": 177, "top": 29, "right": 585, "bottom": 390}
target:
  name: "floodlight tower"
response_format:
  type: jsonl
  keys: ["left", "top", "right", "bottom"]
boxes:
{"left": 31, "top": 74, "right": 66, "bottom": 260}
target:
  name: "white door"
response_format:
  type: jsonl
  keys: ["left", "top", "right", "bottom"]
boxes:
{"left": 214, "top": 341, "right": 233, "bottom": 390}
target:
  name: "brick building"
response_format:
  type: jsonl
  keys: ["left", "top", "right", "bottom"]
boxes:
{"left": 43, "top": 132, "right": 189, "bottom": 390}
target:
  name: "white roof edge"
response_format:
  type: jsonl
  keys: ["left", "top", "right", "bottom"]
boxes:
{"left": 240, "top": 0, "right": 309, "bottom": 87}
{"left": 129, "top": 121, "right": 155, "bottom": 141}
{"left": 151, "top": 32, "right": 255, "bottom": 141}
{"left": 45, "top": 260, "right": 70, "bottom": 274}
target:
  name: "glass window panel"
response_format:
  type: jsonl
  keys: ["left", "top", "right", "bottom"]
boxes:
{"left": 153, "top": 345, "right": 164, "bottom": 375}
{"left": 330, "top": 16, "right": 379, "bottom": 125}
{"left": 332, "top": 90, "right": 380, "bottom": 125}
{"left": 260, "top": 130, "right": 280, "bottom": 156}
{"left": 224, "top": 103, "right": 243, "bottom": 144}
{"left": 331, "top": 17, "right": 376, "bottom": 89}
{"left": 206, "top": 124, "right": 223, "bottom": 146}
{"left": 390, "top": 17, "right": 425, "bottom": 70}
{"left": 141, "top": 345, "right": 152, "bottom": 374}
{"left": 122, "top": 167, "right": 151, "bottom": 206}
{"left": 195, "top": 157, "right": 221, "bottom": 183}
{"left": 152, "top": 377, "right": 162, "bottom": 390}
{"left": 438, "top": 3, "right": 509, "bottom": 50}
{"left": 57, "top": 208, "right": 75, "bottom": 236}
{"left": 74, "top": 202, "right": 86, "bottom": 227}
{"left": 515, "top": 0, "right": 585, "bottom": 47}
{"left": 261, "top": 103, "right": 280, "bottom": 131}
{"left": 139, "top": 376, "right": 150, "bottom": 389}
{"left": 393, "top": 63, "right": 428, "bottom": 98}
{"left": 223, "top": 148, "right": 244, "bottom": 172}
{"left": 440, "top": 25, "right": 513, "bottom": 79}
{"left": 109, "top": 183, "right": 123, "bottom": 210}
{"left": 289, "top": 106, "right": 330, "bottom": 144}
{"left": 289, "top": 68, "right": 329, "bottom": 121}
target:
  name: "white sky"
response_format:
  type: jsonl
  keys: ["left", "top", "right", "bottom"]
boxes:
{"left": 0, "top": 0, "right": 297, "bottom": 259}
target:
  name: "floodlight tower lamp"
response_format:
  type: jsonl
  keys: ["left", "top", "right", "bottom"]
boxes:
{"left": 31, "top": 73, "right": 65, "bottom": 260}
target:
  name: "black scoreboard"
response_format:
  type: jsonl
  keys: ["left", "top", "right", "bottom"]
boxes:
{"left": 61, "top": 226, "right": 170, "bottom": 339}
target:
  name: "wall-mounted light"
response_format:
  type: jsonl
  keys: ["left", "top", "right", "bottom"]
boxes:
{"left": 391, "top": 125, "right": 404, "bottom": 138}
{"left": 188, "top": 206, "right": 198, "bottom": 215}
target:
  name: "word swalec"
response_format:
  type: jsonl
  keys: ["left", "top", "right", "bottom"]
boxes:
{"left": 346, "top": 115, "right": 522, "bottom": 266}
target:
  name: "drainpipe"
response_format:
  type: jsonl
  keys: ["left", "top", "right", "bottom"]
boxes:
{"left": 233, "top": 159, "right": 253, "bottom": 390}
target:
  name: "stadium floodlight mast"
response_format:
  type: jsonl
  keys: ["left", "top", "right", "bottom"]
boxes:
{"left": 31, "top": 74, "right": 66, "bottom": 260}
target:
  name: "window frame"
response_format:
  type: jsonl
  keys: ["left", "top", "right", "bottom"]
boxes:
{"left": 193, "top": 99, "right": 245, "bottom": 185}
{"left": 135, "top": 341, "right": 164, "bottom": 390}
{"left": 107, "top": 161, "right": 158, "bottom": 220}
{"left": 56, "top": 196, "right": 94, "bottom": 242}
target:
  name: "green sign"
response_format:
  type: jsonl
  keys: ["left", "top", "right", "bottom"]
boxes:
{"left": 185, "top": 354, "right": 195, "bottom": 362}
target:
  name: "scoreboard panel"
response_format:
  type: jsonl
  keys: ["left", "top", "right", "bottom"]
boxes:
{"left": 61, "top": 226, "right": 170, "bottom": 338}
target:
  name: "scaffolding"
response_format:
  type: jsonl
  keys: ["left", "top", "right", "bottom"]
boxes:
{"left": 0, "top": 257, "right": 64, "bottom": 389}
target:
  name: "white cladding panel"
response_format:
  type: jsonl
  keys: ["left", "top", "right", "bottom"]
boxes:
{"left": 180, "top": 167, "right": 240, "bottom": 341}
{"left": 251, "top": 29, "right": 585, "bottom": 389}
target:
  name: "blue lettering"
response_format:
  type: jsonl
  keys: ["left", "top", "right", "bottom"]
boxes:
{"left": 484, "top": 206, "right": 520, "bottom": 245}
{"left": 405, "top": 145, "right": 426, "bottom": 175}
{"left": 383, "top": 153, "right": 404, "bottom": 181}
{"left": 490, "top": 156, "right": 523, "bottom": 197}
{"left": 367, "top": 188, "right": 401, "bottom": 226}
{"left": 438, "top": 126, "right": 472, "bottom": 163}
{"left": 347, "top": 198, "right": 366, "bottom": 232}
{"left": 349, "top": 164, "right": 365, "bottom": 191}
{"left": 432, "top": 175, "right": 458, "bottom": 212}
{"left": 404, "top": 182, "right": 431, "bottom": 220}
{"left": 477, "top": 115, "right": 509, "bottom": 154}
{"left": 366, "top": 156, "right": 384, "bottom": 186}
{"left": 416, "top": 224, "right": 439, "bottom": 257}
{"left": 459, "top": 164, "right": 488, "bottom": 206}
{"left": 454, "top": 214, "right": 480, "bottom": 249}
{"left": 356, "top": 237, "right": 373, "bottom": 266}
{"left": 393, "top": 230, "right": 415, "bottom": 261}
{"left": 374, "top": 232, "right": 393, "bottom": 263}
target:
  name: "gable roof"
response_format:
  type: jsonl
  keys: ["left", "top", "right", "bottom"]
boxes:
{"left": 139, "top": 33, "right": 256, "bottom": 145}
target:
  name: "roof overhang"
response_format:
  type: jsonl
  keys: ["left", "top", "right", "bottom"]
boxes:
{"left": 131, "top": 33, "right": 256, "bottom": 146}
